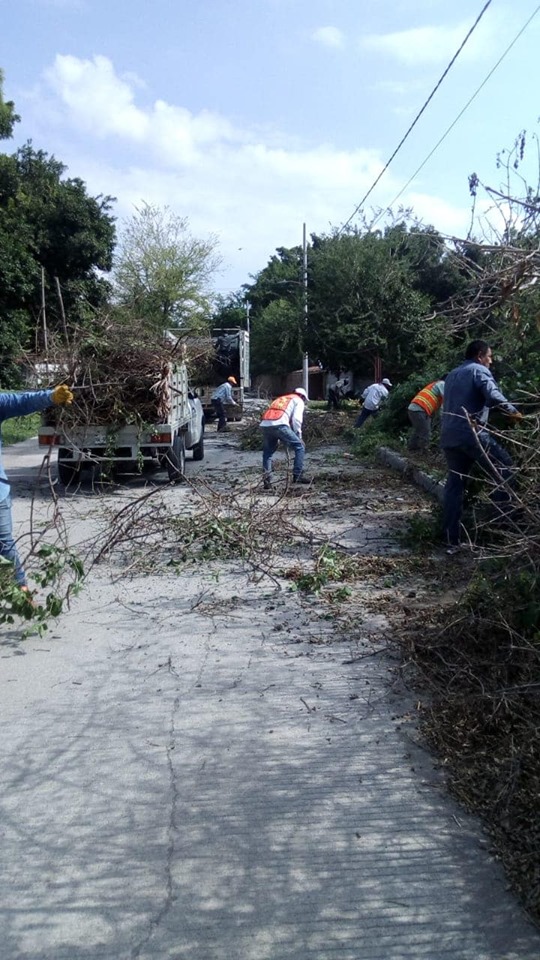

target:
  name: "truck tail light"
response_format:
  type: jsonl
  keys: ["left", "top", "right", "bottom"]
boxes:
{"left": 149, "top": 433, "right": 172, "bottom": 444}
{"left": 39, "top": 434, "right": 61, "bottom": 446}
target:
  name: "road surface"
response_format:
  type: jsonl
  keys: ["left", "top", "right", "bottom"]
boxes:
{"left": 0, "top": 431, "right": 538, "bottom": 959}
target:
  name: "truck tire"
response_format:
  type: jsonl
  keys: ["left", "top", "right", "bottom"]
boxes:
{"left": 166, "top": 433, "right": 186, "bottom": 483}
{"left": 191, "top": 426, "right": 205, "bottom": 462}
{"left": 58, "top": 460, "right": 81, "bottom": 487}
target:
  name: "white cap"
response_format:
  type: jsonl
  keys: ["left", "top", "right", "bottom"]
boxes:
{"left": 294, "top": 387, "right": 308, "bottom": 400}
{"left": 382, "top": 378, "right": 392, "bottom": 387}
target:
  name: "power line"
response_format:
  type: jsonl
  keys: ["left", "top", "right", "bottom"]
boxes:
{"left": 339, "top": 0, "right": 493, "bottom": 234}
{"left": 373, "top": 2, "right": 540, "bottom": 226}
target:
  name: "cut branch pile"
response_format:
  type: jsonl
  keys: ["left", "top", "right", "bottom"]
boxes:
{"left": 179, "top": 335, "right": 220, "bottom": 384}
{"left": 98, "top": 474, "right": 317, "bottom": 583}
{"left": 37, "top": 319, "right": 190, "bottom": 427}
{"left": 240, "top": 410, "right": 356, "bottom": 450}
{"left": 434, "top": 242, "right": 540, "bottom": 336}
{"left": 393, "top": 425, "right": 540, "bottom": 923}
{"left": 398, "top": 575, "right": 540, "bottom": 920}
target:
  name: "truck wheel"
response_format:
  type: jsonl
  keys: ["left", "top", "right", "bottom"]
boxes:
{"left": 166, "top": 433, "right": 186, "bottom": 483}
{"left": 192, "top": 427, "right": 205, "bottom": 462}
{"left": 58, "top": 460, "right": 81, "bottom": 487}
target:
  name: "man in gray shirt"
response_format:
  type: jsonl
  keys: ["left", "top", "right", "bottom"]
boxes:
{"left": 441, "top": 340, "right": 522, "bottom": 548}
{"left": 211, "top": 377, "right": 239, "bottom": 432}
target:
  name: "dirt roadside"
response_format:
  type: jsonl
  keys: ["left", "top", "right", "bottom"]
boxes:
{"left": 0, "top": 428, "right": 538, "bottom": 959}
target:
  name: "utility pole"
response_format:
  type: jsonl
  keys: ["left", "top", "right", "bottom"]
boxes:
{"left": 302, "top": 222, "right": 309, "bottom": 398}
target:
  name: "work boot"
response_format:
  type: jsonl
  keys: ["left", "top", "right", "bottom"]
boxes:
{"left": 293, "top": 474, "right": 313, "bottom": 485}
{"left": 263, "top": 474, "right": 272, "bottom": 490}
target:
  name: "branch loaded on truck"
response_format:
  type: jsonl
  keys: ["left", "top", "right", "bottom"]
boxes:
{"left": 195, "top": 328, "right": 250, "bottom": 422}
{"left": 39, "top": 361, "right": 204, "bottom": 486}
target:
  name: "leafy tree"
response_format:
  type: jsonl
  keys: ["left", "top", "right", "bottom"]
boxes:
{"left": 0, "top": 137, "right": 116, "bottom": 382}
{"left": 383, "top": 222, "right": 469, "bottom": 305}
{"left": 249, "top": 299, "right": 303, "bottom": 376}
{"left": 242, "top": 246, "right": 306, "bottom": 376}
{"left": 0, "top": 69, "right": 19, "bottom": 140}
{"left": 305, "top": 228, "right": 434, "bottom": 379}
{"left": 245, "top": 223, "right": 467, "bottom": 382}
{"left": 113, "top": 203, "right": 222, "bottom": 332}
{"left": 211, "top": 291, "right": 249, "bottom": 332}
{"left": 243, "top": 246, "right": 303, "bottom": 313}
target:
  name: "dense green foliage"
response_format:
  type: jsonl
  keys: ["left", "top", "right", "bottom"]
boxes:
{"left": 0, "top": 143, "right": 116, "bottom": 384}
{"left": 1, "top": 412, "right": 41, "bottom": 446}
{"left": 211, "top": 292, "right": 249, "bottom": 332}
{"left": 235, "top": 221, "right": 471, "bottom": 380}
{"left": 0, "top": 69, "right": 19, "bottom": 140}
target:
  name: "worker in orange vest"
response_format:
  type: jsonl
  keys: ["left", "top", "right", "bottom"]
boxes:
{"left": 259, "top": 387, "right": 312, "bottom": 490}
{"left": 407, "top": 377, "right": 446, "bottom": 451}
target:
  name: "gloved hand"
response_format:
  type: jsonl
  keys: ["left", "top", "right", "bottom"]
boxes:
{"left": 52, "top": 384, "right": 74, "bottom": 405}
{"left": 506, "top": 410, "right": 524, "bottom": 423}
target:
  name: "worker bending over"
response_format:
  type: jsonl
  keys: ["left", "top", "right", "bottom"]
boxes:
{"left": 259, "top": 387, "right": 312, "bottom": 490}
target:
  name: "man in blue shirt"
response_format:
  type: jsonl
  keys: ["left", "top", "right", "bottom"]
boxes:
{"left": 440, "top": 340, "right": 522, "bottom": 548}
{"left": 0, "top": 384, "right": 73, "bottom": 593}
{"left": 211, "top": 377, "right": 239, "bottom": 432}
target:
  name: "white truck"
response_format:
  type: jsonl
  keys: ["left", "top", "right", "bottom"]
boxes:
{"left": 38, "top": 362, "right": 204, "bottom": 486}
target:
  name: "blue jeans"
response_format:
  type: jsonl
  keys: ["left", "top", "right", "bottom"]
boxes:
{"left": 442, "top": 431, "right": 515, "bottom": 545}
{"left": 0, "top": 494, "right": 26, "bottom": 586}
{"left": 354, "top": 407, "right": 377, "bottom": 428}
{"left": 261, "top": 425, "right": 305, "bottom": 479}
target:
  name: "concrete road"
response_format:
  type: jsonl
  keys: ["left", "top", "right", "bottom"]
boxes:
{"left": 0, "top": 432, "right": 539, "bottom": 959}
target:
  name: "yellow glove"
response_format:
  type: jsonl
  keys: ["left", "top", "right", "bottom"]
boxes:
{"left": 506, "top": 410, "right": 524, "bottom": 424}
{"left": 52, "top": 384, "right": 74, "bottom": 405}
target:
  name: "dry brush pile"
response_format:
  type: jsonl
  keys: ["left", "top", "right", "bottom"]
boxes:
{"left": 240, "top": 409, "right": 356, "bottom": 450}
{"left": 32, "top": 318, "right": 217, "bottom": 428}
{"left": 398, "top": 217, "right": 540, "bottom": 916}
{"left": 397, "top": 284, "right": 540, "bottom": 919}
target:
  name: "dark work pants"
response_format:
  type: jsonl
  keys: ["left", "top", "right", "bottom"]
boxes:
{"left": 354, "top": 407, "right": 377, "bottom": 428}
{"left": 407, "top": 408, "right": 431, "bottom": 451}
{"left": 327, "top": 389, "right": 340, "bottom": 410}
{"left": 442, "top": 431, "right": 515, "bottom": 545}
{"left": 212, "top": 398, "right": 227, "bottom": 431}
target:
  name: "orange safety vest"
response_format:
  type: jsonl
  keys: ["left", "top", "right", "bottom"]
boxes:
{"left": 410, "top": 381, "right": 443, "bottom": 416}
{"left": 262, "top": 394, "right": 297, "bottom": 422}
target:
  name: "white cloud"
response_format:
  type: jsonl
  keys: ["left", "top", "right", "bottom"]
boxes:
{"left": 45, "top": 55, "right": 149, "bottom": 140}
{"left": 398, "top": 191, "right": 472, "bottom": 237}
{"left": 38, "top": 54, "right": 392, "bottom": 286}
{"left": 43, "top": 54, "right": 383, "bottom": 187}
{"left": 35, "top": 53, "right": 477, "bottom": 287}
{"left": 311, "top": 26, "right": 345, "bottom": 49}
{"left": 362, "top": 20, "right": 491, "bottom": 66}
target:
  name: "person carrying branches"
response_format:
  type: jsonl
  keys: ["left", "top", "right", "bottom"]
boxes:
{"left": 440, "top": 340, "right": 523, "bottom": 551}
{"left": 0, "top": 384, "right": 74, "bottom": 594}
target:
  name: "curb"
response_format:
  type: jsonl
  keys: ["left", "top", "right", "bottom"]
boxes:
{"left": 377, "top": 445, "right": 445, "bottom": 504}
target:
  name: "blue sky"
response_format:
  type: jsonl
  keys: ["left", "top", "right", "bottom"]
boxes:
{"left": 2, "top": 0, "right": 540, "bottom": 293}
